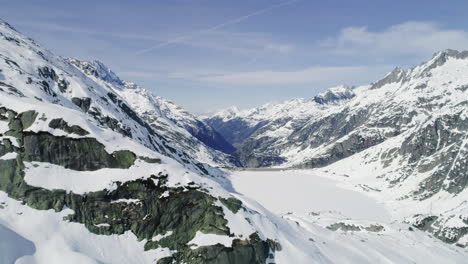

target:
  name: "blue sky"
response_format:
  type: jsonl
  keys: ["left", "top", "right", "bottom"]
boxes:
{"left": 1, "top": 0, "right": 468, "bottom": 113}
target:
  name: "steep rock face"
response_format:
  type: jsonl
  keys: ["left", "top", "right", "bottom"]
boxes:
{"left": 399, "top": 112, "right": 468, "bottom": 197}
{"left": 313, "top": 85, "right": 355, "bottom": 104}
{"left": 0, "top": 108, "right": 274, "bottom": 264}
{"left": 67, "top": 58, "right": 125, "bottom": 87}
{"left": 312, "top": 52, "right": 468, "bottom": 245}
{"left": 204, "top": 90, "right": 356, "bottom": 167}
{"left": 205, "top": 50, "right": 468, "bottom": 245}
{"left": 204, "top": 116, "right": 268, "bottom": 148}
{"left": 68, "top": 59, "right": 237, "bottom": 166}
{"left": 207, "top": 51, "right": 467, "bottom": 173}
{"left": 117, "top": 88, "right": 236, "bottom": 155}
{"left": 0, "top": 21, "right": 227, "bottom": 173}
{"left": 187, "top": 119, "right": 236, "bottom": 154}
{"left": 0, "top": 20, "right": 279, "bottom": 263}
{"left": 22, "top": 131, "right": 136, "bottom": 171}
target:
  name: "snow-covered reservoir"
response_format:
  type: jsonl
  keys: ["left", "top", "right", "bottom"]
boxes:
{"left": 230, "top": 169, "right": 391, "bottom": 222}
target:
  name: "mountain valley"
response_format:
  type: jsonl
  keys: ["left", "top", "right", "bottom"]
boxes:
{"left": 0, "top": 17, "right": 466, "bottom": 264}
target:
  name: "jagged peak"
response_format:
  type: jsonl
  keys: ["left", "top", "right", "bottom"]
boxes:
{"left": 327, "top": 84, "right": 352, "bottom": 94}
{"left": 66, "top": 58, "right": 150, "bottom": 92}
{"left": 123, "top": 81, "right": 140, "bottom": 90}
{"left": 215, "top": 106, "right": 241, "bottom": 118}
{"left": 314, "top": 85, "right": 355, "bottom": 104}
{"left": 419, "top": 49, "right": 468, "bottom": 73}
{"left": 386, "top": 67, "right": 405, "bottom": 76}
{"left": 67, "top": 57, "right": 125, "bottom": 87}
{"left": 91, "top": 59, "right": 114, "bottom": 73}
{"left": 0, "top": 18, "right": 18, "bottom": 32}
{"left": 431, "top": 49, "right": 468, "bottom": 60}
{"left": 370, "top": 66, "right": 408, "bottom": 89}
{"left": 370, "top": 49, "right": 468, "bottom": 90}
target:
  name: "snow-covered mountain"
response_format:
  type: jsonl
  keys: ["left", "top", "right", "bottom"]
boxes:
{"left": 0, "top": 19, "right": 278, "bottom": 263}
{"left": 66, "top": 58, "right": 237, "bottom": 167}
{"left": 0, "top": 18, "right": 466, "bottom": 263}
{"left": 313, "top": 85, "right": 355, "bottom": 104}
{"left": 205, "top": 50, "right": 468, "bottom": 246}
{"left": 204, "top": 85, "right": 356, "bottom": 164}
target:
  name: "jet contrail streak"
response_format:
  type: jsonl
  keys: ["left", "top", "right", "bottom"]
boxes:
{"left": 135, "top": 0, "right": 301, "bottom": 55}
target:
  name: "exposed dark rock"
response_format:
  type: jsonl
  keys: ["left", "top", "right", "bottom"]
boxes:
{"left": 409, "top": 215, "right": 468, "bottom": 246}
{"left": 186, "top": 120, "right": 236, "bottom": 154}
{"left": 0, "top": 81, "right": 25, "bottom": 97}
{"left": 371, "top": 67, "right": 406, "bottom": 89}
{"left": 107, "top": 92, "right": 148, "bottom": 129}
{"left": 165, "top": 233, "right": 273, "bottom": 264}
{"left": 67, "top": 58, "right": 125, "bottom": 86}
{"left": 204, "top": 117, "right": 268, "bottom": 148}
{"left": 220, "top": 197, "right": 243, "bottom": 214}
{"left": 400, "top": 113, "right": 468, "bottom": 196}
{"left": 0, "top": 138, "right": 18, "bottom": 157}
{"left": 327, "top": 222, "right": 384, "bottom": 233}
{"left": 57, "top": 79, "right": 69, "bottom": 93}
{"left": 48, "top": 118, "right": 89, "bottom": 136}
{"left": 22, "top": 132, "right": 135, "bottom": 171}
{"left": 38, "top": 66, "right": 58, "bottom": 81}
{"left": 38, "top": 80, "right": 57, "bottom": 97}
{"left": 299, "top": 131, "right": 386, "bottom": 168}
{"left": 411, "top": 215, "right": 438, "bottom": 231}
{"left": 313, "top": 86, "right": 355, "bottom": 104}
{"left": 0, "top": 108, "right": 275, "bottom": 263}
{"left": 87, "top": 106, "right": 132, "bottom": 138}
{"left": 71, "top": 97, "right": 92, "bottom": 112}
{"left": 138, "top": 156, "right": 161, "bottom": 164}
{"left": 327, "top": 223, "right": 362, "bottom": 232}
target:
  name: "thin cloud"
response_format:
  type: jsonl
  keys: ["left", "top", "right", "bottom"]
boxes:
{"left": 173, "top": 30, "right": 295, "bottom": 55}
{"left": 135, "top": 0, "right": 301, "bottom": 55}
{"left": 13, "top": 21, "right": 164, "bottom": 42}
{"left": 16, "top": 21, "right": 294, "bottom": 57}
{"left": 119, "top": 71, "right": 165, "bottom": 79}
{"left": 322, "top": 21, "right": 468, "bottom": 57}
{"left": 194, "top": 65, "right": 391, "bottom": 85}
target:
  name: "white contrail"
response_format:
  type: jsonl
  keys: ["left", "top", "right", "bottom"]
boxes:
{"left": 135, "top": 0, "right": 301, "bottom": 55}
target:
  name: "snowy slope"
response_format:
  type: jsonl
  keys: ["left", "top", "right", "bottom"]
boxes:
{"left": 206, "top": 50, "right": 468, "bottom": 246}
{"left": 313, "top": 85, "right": 356, "bottom": 104}
{"left": 0, "top": 19, "right": 215, "bottom": 172}
{"left": 229, "top": 169, "right": 467, "bottom": 263}
{"left": 204, "top": 85, "right": 355, "bottom": 166}
{"left": 0, "top": 18, "right": 466, "bottom": 263}
{"left": 67, "top": 58, "right": 237, "bottom": 166}
{"left": 295, "top": 51, "right": 468, "bottom": 246}
{"left": 116, "top": 88, "right": 237, "bottom": 165}
{"left": 0, "top": 19, "right": 280, "bottom": 263}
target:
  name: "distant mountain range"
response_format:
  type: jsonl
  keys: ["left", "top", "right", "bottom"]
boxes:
{"left": 204, "top": 49, "right": 468, "bottom": 246}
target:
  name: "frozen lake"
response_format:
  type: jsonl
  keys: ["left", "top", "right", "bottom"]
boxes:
{"left": 229, "top": 169, "right": 390, "bottom": 222}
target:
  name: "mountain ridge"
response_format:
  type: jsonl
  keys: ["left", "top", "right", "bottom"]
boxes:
{"left": 203, "top": 48, "right": 468, "bottom": 246}
{"left": 66, "top": 58, "right": 237, "bottom": 166}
